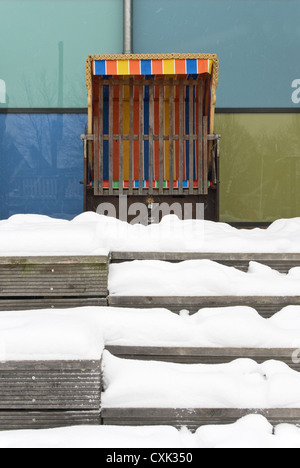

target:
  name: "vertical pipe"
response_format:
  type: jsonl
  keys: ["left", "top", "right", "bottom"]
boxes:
{"left": 123, "top": 0, "right": 133, "bottom": 54}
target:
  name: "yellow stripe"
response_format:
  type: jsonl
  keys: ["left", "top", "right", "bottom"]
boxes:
{"left": 118, "top": 60, "right": 130, "bottom": 75}
{"left": 208, "top": 60, "right": 213, "bottom": 75}
{"left": 163, "top": 59, "right": 175, "bottom": 75}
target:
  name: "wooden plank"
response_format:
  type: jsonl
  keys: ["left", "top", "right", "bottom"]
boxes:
{"left": 0, "top": 256, "right": 108, "bottom": 265}
{"left": 119, "top": 84, "right": 123, "bottom": 195}
{"left": 203, "top": 116, "right": 208, "bottom": 195}
{"left": 101, "top": 408, "right": 300, "bottom": 430}
{"left": 98, "top": 82, "right": 104, "bottom": 195}
{"left": 198, "top": 80, "right": 204, "bottom": 194}
{"left": 169, "top": 79, "right": 174, "bottom": 195}
{"left": 108, "top": 296, "right": 300, "bottom": 319}
{"left": 93, "top": 116, "right": 99, "bottom": 196}
{"left": 139, "top": 82, "right": 144, "bottom": 195}
{"left": 0, "top": 411, "right": 101, "bottom": 431}
{"left": 106, "top": 346, "right": 300, "bottom": 371}
{"left": 189, "top": 80, "right": 194, "bottom": 195}
{"left": 0, "top": 361, "right": 100, "bottom": 372}
{"left": 129, "top": 78, "right": 134, "bottom": 195}
{"left": 0, "top": 298, "right": 107, "bottom": 311}
{"left": 179, "top": 82, "right": 184, "bottom": 194}
{"left": 159, "top": 80, "right": 164, "bottom": 195}
{"left": 148, "top": 80, "right": 154, "bottom": 195}
{"left": 109, "top": 81, "right": 114, "bottom": 195}
{"left": 103, "top": 134, "right": 201, "bottom": 142}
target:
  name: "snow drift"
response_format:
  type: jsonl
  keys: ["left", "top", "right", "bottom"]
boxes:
{"left": 1, "top": 213, "right": 300, "bottom": 255}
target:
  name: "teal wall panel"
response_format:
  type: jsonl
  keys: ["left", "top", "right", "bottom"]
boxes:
{"left": 133, "top": 0, "right": 300, "bottom": 109}
{"left": 0, "top": 0, "right": 123, "bottom": 108}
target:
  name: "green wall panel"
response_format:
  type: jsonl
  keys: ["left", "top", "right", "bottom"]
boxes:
{"left": 216, "top": 114, "right": 300, "bottom": 223}
{"left": 0, "top": 0, "right": 122, "bottom": 108}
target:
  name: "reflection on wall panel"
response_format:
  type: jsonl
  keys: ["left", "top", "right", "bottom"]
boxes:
{"left": 0, "top": 114, "right": 86, "bottom": 220}
{"left": 216, "top": 114, "right": 300, "bottom": 223}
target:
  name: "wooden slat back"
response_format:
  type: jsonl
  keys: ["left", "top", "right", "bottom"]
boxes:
{"left": 92, "top": 76, "right": 210, "bottom": 196}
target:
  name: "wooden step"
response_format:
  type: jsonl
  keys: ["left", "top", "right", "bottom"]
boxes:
{"left": 101, "top": 408, "right": 300, "bottom": 431}
{"left": 106, "top": 346, "right": 300, "bottom": 371}
{"left": 0, "top": 256, "right": 109, "bottom": 309}
{"left": 110, "top": 252, "right": 300, "bottom": 273}
{"left": 108, "top": 296, "right": 300, "bottom": 318}
{"left": 0, "top": 360, "right": 101, "bottom": 431}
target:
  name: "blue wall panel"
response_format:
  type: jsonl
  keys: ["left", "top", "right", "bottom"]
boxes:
{"left": 0, "top": 114, "right": 86, "bottom": 220}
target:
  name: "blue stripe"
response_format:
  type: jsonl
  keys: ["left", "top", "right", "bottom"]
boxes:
{"left": 94, "top": 60, "right": 106, "bottom": 75}
{"left": 186, "top": 60, "right": 198, "bottom": 75}
{"left": 141, "top": 60, "right": 152, "bottom": 75}
{"left": 144, "top": 85, "right": 149, "bottom": 180}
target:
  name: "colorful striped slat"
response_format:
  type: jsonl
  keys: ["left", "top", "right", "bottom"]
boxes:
{"left": 100, "top": 180, "right": 212, "bottom": 189}
{"left": 93, "top": 59, "right": 212, "bottom": 76}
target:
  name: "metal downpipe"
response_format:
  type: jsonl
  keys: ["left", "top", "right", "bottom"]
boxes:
{"left": 123, "top": 0, "right": 133, "bottom": 54}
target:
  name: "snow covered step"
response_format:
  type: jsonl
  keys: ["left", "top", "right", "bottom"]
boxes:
{"left": 110, "top": 252, "right": 300, "bottom": 274}
{"left": 108, "top": 296, "right": 300, "bottom": 318}
{"left": 106, "top": 346, "right": 300, "bottom": 372}
{"left": 101, "top": 353, "right": 300, "bottom": 429}
{"left": 108, "top": 260, "right": 300, "bottom": 317}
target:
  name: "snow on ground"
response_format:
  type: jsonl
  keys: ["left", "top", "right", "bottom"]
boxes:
{"left": 1, "top": 213, "right": 300, "bottom": 255}
{"left": 102, "top": 352, "right": 300, "bottom": 409}
{"left": 0, "top": 306, "right": 300, "bottom": 360}
{"left": 0, "top": 415, "right": 300, "bottom": 448}
{"left": 109, "top": 260, "right": 300, "bottom": 297}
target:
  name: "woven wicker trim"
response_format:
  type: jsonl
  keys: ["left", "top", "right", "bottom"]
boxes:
{"left": 86, "top": 53, "right": 219, "bottom": 92}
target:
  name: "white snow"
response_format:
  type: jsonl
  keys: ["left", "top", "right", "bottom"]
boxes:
{"left": 0, "top": 308, "right": 105, "bottom": 361}
{"left": 0, "top": 415, "right": 299, "bottom": 448}
{"left": 109, "top": 260, "right": 300, "bottom": 297}
{"left": 102, "top": 352, "right": 300, "bottom": 409}
{"left": 1, "top": 213, "right": 300, "bottom": 255}
{"left": 0, "top": 306, "right": 300, "bottom": 360}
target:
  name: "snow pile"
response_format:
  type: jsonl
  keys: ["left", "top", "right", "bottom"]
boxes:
{"left": 0, "top": 308, "right": 105, "bottom": 361}
{"left": 100, "top": 305, "right": 300, "bottom": 349}
{"left": 0, "top": 415, "right": 300, "bottom": 448}
{"left": 109, "top": 260, "right": 300, "bottom": 297}
{"left": 1, "top": 213, "right": 300, "bottom": 255}
{"left": 0, "top": 214, "right": 108, "bottom": 256}
{"left": 195, "top": 414, "right": 300, "bottom": 449}
{"left": 0, "top": 306, "right": 300, "bottom": 360}
{"left": 102, "top": 352, "right": 300, "bottom": 409}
